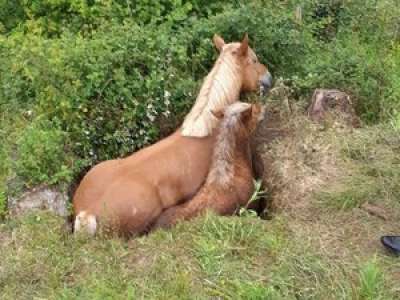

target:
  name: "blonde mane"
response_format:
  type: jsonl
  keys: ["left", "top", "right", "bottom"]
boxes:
{"left": 181, "top": 44, "right": 243, "bottom": 137}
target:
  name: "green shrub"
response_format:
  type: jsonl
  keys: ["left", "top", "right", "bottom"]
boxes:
{"left": 0, "top": 123, "right": 11, "bottom": 215}
{"left": 0, "top": 2, "right": 316, "bottom": 168}
{"left": 15, "top": 120, "right": 73, "bottom": 187}
{"left": 0, "top": 0, "right": 238, "bottom": 36}
{"left": 288, "top": 0, "right": 400, "bottom": 122}
{"left": 1, "top": 0, "right": 400, "bottom": 199}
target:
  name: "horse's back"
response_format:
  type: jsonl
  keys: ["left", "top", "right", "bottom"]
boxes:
{"left": 73, "top": 133, "right": 179, "bottom": 212}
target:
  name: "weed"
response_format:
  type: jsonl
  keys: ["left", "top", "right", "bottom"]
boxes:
{"left": 239, "top": 179, "right": 267, "bottom": 217}
{"left": 357, "top": 257, "right": 388, "bottom": 300}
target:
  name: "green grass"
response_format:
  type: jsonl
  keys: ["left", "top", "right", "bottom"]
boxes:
{"left": 358, "top": 257, "right": 387, "bottom": 300}
{"left": 1, "top": 208, "right": 399, "bottom": 300}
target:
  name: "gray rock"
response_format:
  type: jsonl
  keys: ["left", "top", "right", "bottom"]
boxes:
{"left": 8, "top": 186, "right": 69, "bottom": 217}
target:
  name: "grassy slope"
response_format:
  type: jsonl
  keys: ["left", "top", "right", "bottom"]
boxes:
{"left": 1, "top": 102, "right": 399, "bottom": 299}
{"left": 0, "top": 210, "right": 398, "bottom": 299}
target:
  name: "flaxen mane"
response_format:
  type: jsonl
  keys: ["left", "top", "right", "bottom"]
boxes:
{"left": 181, "top": 44, "right": 243, "bottom": 137}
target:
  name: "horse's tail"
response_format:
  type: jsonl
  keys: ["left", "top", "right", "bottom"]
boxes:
{"left": 74, "top": 211, "right": 97, "bottom": 235}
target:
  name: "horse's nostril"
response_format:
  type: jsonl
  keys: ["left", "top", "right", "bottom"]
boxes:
{"left": 259, "top": 73, "right": 272, "bottom": 96}
{"left": 260, "top": 73, "right": 272, "bottom": 89}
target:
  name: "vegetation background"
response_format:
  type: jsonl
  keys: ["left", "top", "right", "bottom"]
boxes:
{"left": 0, "top": 0, "right": 399, "bottom": 299}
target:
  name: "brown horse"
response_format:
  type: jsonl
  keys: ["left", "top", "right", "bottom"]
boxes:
{"left": 73, "top": 34, "right": 272, "bottom": 236}
{"left": 153, "top": 102, "right": 264, "bottom": 229}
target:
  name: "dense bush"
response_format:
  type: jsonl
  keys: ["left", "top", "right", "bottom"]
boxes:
{"left": 15, "top": 120, "right": 72, "bottom": 187}
{"left": 297, "top": 0, "right": 400, "bottom": 122}
{"left": 0, "top": 0, "right": 236, "bottom": 35}
{"left": 1, "top": 0, "right": 399, "bottom": 199}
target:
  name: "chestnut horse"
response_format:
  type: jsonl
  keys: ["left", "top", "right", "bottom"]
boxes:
{"left": 153, "top": 102, "right": 264, "bottom": 229}
{"left": 73, "top": 34, "right": 272, "bottom": 236}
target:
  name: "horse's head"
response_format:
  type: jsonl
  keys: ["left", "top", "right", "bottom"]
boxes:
{"left": 213, "top": 34, "right": 272, "bottom": 95}
{"left": 181, "top": 34, "right": 271, "bottom": 137}
{"left": 212, "top": 102, "right": 265, "bottom": 138}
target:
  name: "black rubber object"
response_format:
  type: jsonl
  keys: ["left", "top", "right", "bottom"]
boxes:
{"left": 381, "top": 236, "right": 400, "bottom": 255}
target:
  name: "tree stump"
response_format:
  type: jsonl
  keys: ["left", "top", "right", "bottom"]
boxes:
{"left": 308, "top": 89, "right": 360, "bottom": 127}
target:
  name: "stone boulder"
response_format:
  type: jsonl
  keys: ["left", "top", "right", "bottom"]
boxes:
{"left": 8, "top": 186, "right": 69, "bottom": 217}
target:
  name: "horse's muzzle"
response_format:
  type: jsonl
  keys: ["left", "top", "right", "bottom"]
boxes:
{"left": 260, "top": 72, "right": 273, "bottom": 96}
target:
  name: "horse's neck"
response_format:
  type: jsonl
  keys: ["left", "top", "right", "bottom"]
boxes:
{"left": 206, "top": 121, "right": 249, "bottom": 185}
{"left": 181, "top": 55, "right": 242, "bottom": 137}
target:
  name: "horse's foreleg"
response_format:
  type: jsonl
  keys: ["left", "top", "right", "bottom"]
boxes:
{"left": 153, "top": 197, "right": 207, "bottom": 229}
{"left": 153, "top": 192, "right": 239, "bottom": 230}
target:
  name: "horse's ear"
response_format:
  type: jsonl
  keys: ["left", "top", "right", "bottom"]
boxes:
{"left": 211, "top": 109, "right": 224, "bottom": 120}
{"left": 238, "top": 33, "right": 249, "bottom": 56}
{"left": 213, "top": 34, "right": 225, "bottom": 52}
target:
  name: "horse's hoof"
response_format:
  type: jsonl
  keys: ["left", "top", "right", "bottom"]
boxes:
{"left": 381, "top": 236, "right": 400, "bottom": 256}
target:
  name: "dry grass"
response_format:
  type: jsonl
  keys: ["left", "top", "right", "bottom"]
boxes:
{"left": 254, "top": 91, "right": 400, "bottom": 299}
